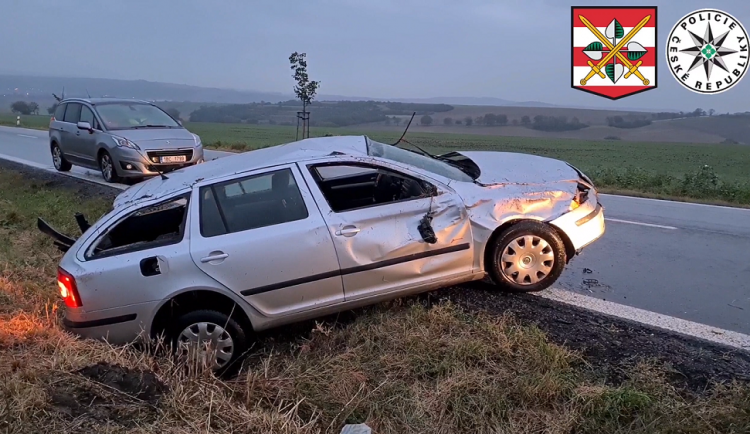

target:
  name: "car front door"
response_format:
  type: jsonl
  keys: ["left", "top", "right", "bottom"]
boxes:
{"left": 298, "top": 158, "right": 475, "bottom": 301}
{"left": 189, "top": 164, "right": 345, "bottom": 318}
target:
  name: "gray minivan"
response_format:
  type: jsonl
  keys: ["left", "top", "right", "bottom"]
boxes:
{"left": 49, "top": 98, "right": 204, "bottom": 183}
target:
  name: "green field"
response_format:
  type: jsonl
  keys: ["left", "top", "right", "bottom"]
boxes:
{"left": 0, "top": 113, "right": 50, "bottom": 129}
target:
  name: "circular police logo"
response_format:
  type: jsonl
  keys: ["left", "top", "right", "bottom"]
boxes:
{"left": 666, "top": 9, "right": 749, "bottom": 94}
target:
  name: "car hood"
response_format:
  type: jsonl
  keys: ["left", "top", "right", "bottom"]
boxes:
{"left": 111, "top": 128, "right": 197, "bottom": 149}
{"left": 455, "top": 151, "right": 582, "bottom": 186}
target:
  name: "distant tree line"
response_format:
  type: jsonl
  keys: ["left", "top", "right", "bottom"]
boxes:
{"left": 9, "top": 101, "right": 40, "bottom": 115}
{"left": 188, "top": 100, "right": 453, "bottom": 127}
{"left": 606, "top": 115, "right": 652, "bottom": 129}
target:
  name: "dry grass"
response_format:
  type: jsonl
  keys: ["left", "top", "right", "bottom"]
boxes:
{"left": 1, "top": 167, "right": 749, "bottom": 433}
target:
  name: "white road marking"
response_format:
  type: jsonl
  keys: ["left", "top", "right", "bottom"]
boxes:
{"left": 605, "top": 218, "right": 678, "bottom": 230}
{"left": 17, "top": 134, "right": 39, "bottom": 139}
{"left": 537, "top": 288, "right": 750, "bottom": 351}
{"left": 600, "top": 193, "right": 750, "bottom": 212}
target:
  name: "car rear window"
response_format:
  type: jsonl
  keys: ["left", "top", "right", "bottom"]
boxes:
{"left": 53, "top": 103, "right": 66, "bottom": 120}
{"left": 63, "top": 103, "right": 82, "bottom": 123}
{"left": 199, "top": 168, "right": 308, "bottom": 237}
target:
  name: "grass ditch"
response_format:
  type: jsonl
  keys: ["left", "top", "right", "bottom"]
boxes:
{"left": 1, "top": 163, "right": 750, "bottom": 433}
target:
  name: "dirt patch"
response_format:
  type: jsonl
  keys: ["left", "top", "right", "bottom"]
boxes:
{"left": 47, "top": 362, "right": 167, "bottom": 427}
{"left": 433, "top": 282, "right": 750, "bottom": 393}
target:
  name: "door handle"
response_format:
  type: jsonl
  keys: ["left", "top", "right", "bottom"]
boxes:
{"left": 200, "top": 252, "right": 229, "bottom": 263}
{"left": 336, "top": 225, "right": 360, "bottom": 237}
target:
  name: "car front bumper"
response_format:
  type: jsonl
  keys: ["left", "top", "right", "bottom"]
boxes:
{"left": 549, "top": 194, "right": 605, "bottom": 252}
{"left": 112, "top": 146, "right": 205, "bottom": 178}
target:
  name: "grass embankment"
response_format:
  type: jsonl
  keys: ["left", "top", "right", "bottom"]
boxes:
{"left": 1, "top": 166, "right": 749, "bottom": 432}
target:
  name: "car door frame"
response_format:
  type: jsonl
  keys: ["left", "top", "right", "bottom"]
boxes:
{"left": 58, "top": 102, "right": 85, "bottom": 164}
{"left": 187, "top": 162, "right": 347, "bottom": 318}
{"left": 296, "top": 154, "right": 476, "bottom": 302}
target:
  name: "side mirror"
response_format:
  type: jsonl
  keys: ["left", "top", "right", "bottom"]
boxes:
{"left": 77, "top": 121, "right": 93, "bottom": 132}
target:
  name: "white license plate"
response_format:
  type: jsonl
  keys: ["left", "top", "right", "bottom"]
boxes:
{"left": 160, "top": 155, "right": 187, "bottom": 163}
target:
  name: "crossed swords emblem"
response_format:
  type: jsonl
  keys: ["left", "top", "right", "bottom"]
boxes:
{"left": 579, "top": 14, "right": 652, "bottom": 86}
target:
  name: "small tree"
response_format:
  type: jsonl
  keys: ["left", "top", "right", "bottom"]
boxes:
{"left": 289, "top": 52, "right": 320, "bottom": 140}
{"left": 464, "top": 116, "right": 473, "bottom": 126}
{"left": 10, "top": 101, "right": 31, "bottom": 115}
{"left": 420, "top": 115, "right": 433, "bottom": 126}
{"left": 455, "top": 119, "right": 462, "bottom": 125}
{"left": 709, "top": 108, "right": 715, "bottom": 116}
{"left": 28, "top": 102, "right": 39, "bottom": 115}
{"left": 392, "top": 116, "right": 400, "bottom": 126}
{"left": 443, "top": 117, "right": 453, "bottom": 125}
{"left": 521, "top": 115, "right": 531, "bottom": 125}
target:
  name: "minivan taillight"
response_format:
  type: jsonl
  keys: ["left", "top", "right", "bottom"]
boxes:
{"left": 57, "top": 267, "right": 81, "bottom": 308}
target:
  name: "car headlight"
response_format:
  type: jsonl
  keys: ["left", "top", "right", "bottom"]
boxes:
{"left": 191, "top": 133, "right": 202, "bottom": 147}
{"left": 113, "top": 136, "right": 140, "bottom": 150}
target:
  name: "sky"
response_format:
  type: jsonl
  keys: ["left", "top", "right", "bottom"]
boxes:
{"left": 1, "top": 0, "right": 749, "bottom": 112}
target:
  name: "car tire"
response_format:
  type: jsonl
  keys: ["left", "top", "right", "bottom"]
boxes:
{"left": 166, "top": 309, "right": 250, "bottom": 378}
{"left": 98, "top": 151, "right": 121, "bottom": 183}
{"left": 51, "top": 143, "right": 72, "bottom": 172}
{"left": 487, "top": 220, "right": 566, "bottom": 293}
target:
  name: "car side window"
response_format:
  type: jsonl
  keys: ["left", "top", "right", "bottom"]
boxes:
{"left": 85, "top": 194, "right": 190, "bottom": 259}
{"left": 199, "top": 168, "right": 309, "bottom": 237}
{"left": 63, "top": 103, "right": 82, "bottom": 124}
{"left": 79, "top": 105, "right": 96, "bottom": 128}
{"left": 309, "top": 163, "right": 436, "bottom": 213}
{"left": 54, "top": 103, "right": 66, "bottom": 120}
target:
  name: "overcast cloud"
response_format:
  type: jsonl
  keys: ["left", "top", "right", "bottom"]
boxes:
{"left": 1, "top": 0, "right": 748, "bottom": 112}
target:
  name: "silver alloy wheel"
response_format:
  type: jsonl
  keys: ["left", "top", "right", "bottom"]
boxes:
{"left": 177, "top": 322, "right": 234, "bottom": 370}
{"left": 52, "top": 146, "right": 62, "bottom": 169}
{"left": 500, "top": 235, "right": 555, "bottom": 285}
{"left": 100, "top": 154, "right": 113, "bottom": 181}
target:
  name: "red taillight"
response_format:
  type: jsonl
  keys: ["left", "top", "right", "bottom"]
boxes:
{"left": 50, "top": 116, "right": 54, "bottom": 126}
{"left": 57, "top": 267, "right": 82, "bottom": 308}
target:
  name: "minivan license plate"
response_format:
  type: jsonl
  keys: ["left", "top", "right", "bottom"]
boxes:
{"left": 160, "top": 155, "right": 187, "bottom": 163}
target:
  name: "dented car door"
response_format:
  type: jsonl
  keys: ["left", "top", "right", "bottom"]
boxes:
{"left": 188, "top": 164, "right": 345, "bottom": 317}
{"left": 298, "top": 158, "right": 475, "bottom": 301}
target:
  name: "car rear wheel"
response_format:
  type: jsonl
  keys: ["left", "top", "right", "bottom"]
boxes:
{"left": 166, "top": 310, "right": 249, "bottom": 378}
{"left": 98, "top": 151, "right": 121, "bottom": 183}
{"left": 51, "top": 143, "right": 72, "bottom": 172}
{"left": 487, "top": 220, "right": 566, "bottom": 293}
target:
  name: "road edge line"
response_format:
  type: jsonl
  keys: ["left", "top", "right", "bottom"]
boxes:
{"left": 537, "top": 288, "right": 750, "bottom": 351}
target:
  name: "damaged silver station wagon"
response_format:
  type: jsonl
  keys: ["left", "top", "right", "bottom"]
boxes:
{"left": 40, "top": 135, "right": 605, "bottom": 375}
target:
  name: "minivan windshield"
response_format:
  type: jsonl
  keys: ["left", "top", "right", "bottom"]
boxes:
{"left": 95, "top": 102, "right": 181, "bottom": 131}
{"left": 366, "top": 139, "right": 474, "bottom": 182}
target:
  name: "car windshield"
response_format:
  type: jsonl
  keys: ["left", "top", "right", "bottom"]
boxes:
{"left": 95, "top": 103, "right": 181, "bottom": 130}
{"left": 366, "top": 139, "right": 474, "bottom": 182}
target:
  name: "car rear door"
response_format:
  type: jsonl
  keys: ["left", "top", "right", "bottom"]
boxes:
{"left": 188, "top": 164, "right": 345, "bottom": 318}
{"left": 75, "top": 104, "right": 99, "bottom": 166}
{"left": 59, "top": 102, "right": 83, "bottom": 162}
{"left": 298, "top": 157, "right": 475, "bottom": 301}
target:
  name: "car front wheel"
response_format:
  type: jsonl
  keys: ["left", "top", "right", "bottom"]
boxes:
{"left": 166, "top": 309, "right": 249, "bottom": 378}
{"left": 487, "top": 220, "right": 566, "bottom": 293}
{"left": 98, "top": 151, "right": 120, "bottom": 183}
{"left": 51, "top": 143, "right": 72, "bottom": 172}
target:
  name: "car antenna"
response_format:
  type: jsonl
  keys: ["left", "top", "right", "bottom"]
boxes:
{"left": 391, "top": 111, "right": 416, "bottom": 147}
{"left": 156, "top": 170, "right": 169, "bottom": 180}
{"left": 86, "top": 88, "right": 91, "bottom": 98}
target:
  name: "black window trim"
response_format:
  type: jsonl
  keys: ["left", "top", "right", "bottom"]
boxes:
{"left": 306, "top": 161, "right": 438, "bottom": 214}
{"left": 198, "top": 167, "right": 309, "bottom": 238}
{"left": 83, "top": 192, "right": 191, "bottom": 261}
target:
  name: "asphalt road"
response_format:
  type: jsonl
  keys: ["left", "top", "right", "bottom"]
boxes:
{"left": 1, "top": 125, "right": 749, "bottom": 335}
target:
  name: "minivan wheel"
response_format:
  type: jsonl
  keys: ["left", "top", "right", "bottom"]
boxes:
{"left": 487, "top": 220, "right": 566, "bottom": 293}
{"left": 167, "top": 310, "right": 249, "bottom": 378}
{"left": 51, "top": 143, "right": 72, "bottom": 172}
{"left": 98, "top": 151, "right": 120, "bottom": 183}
